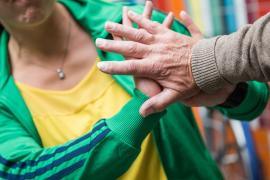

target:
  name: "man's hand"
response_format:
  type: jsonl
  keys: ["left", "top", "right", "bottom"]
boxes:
{"left": 111, "top": 1, "right": 165, "bottom": 99}
{"left": 96, "top": 7, "right": 202, "bottom": 116}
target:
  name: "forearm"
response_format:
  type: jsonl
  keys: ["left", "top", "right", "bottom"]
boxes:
{"left": 192, "top": 13, "right": 270, "bottom": 93}
{"left": 0, "top": 90, "right": 164, "bottom": 179}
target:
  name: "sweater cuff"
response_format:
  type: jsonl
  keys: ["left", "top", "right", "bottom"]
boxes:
{"left": 106, "top": 89, "right": 165, "bottom": 148}
{"left": 191, "top": 37, "right": 229, "bottom": 93}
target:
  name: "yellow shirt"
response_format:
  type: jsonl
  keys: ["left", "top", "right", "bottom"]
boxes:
{"left": 16, "top": 60, "right": 166, "bottom": 180}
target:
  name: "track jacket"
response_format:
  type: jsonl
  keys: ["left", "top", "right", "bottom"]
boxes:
{"left": 0, "top": 0, "right": 268, "bottom": 179}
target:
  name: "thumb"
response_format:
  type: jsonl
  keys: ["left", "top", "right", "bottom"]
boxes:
{"left": 140, "top": 89, "right": 179, "bottom": 117}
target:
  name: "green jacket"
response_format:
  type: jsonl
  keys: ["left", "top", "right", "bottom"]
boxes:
{"left": 0, "top": 0, "right": 268, "bottom": 179}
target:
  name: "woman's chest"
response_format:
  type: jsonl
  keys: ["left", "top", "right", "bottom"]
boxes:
{"left": 16, "top": 63, "right": 132, "bottom": 147}
{"left": 11, "top": 28, "right": 98, "bottom": 91}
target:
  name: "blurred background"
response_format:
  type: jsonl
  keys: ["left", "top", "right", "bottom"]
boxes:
{"left": 106, "top": 0, "right": 270, "bottom": 180}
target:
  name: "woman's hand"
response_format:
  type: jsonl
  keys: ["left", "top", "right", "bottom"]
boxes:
{"left": 96, "top": 6, "right": 202, "bottom": 116}
{"left": 182, "top": 85, "right": 236, "bottom": 107}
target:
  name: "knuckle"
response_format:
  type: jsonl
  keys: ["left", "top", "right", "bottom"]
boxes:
{"left": 160, "top": 68, "right": 170, "bottom": 77}
{"left": 134, "top": 30, "right": 145, "bottom": 42}
{"left": 147, "top": 34, "right": 155, "bottom": 42}
{"left": 148, "top": 62, "right": 160, "bottom": 75}
{"left": 126, "top": 62, "right": 137, "bottom": 73}
{"left": 144, "top": 46, "right": 153, "bottom": 56}
{"left": 151, "top": 61, "right": 170, "bottom": 78}
{"left": 142, "top": 29, "right": 155, "bottom": 42}
{"left": 127, "top": 43, "right": 138, "bottom": 54}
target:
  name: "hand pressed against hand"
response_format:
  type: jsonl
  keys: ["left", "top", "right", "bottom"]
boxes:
{"left": 119, "top": 2, "right": 163, "bottom": 98}
{"left": 96, "top": 6, "right": 202, "bottom": 116}
{"left": 98, "top": 1, "right": 177, "bottom": 115}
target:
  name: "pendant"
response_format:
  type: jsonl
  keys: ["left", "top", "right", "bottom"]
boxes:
{"left": 56, "top": 68, "right": 65, "bottom": 80}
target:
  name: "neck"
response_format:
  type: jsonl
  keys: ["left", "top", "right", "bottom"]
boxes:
{"left": 6, "top": 4, "right": 70, "bottom": 59}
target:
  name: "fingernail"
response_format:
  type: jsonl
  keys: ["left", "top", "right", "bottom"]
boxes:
{"left": 97, "top": 62, "right": 107, "bottom": 71}
{"left": 123, "top": 6, "right": 128, "bottom": 12}
{"left": 143, "top": 107, "right": 155, "bottom": 117}
{"left": 128, "top": 11, "right": 136, "bottom": 17}
{"left": 180, "top": 11, "right": 187, "bottom": 17}
{"left": 105, "top": 21, "right": 114, "bottom": 30}
{"left": 146, "top": 1, "right": 151, "bottom": 5}
{"left": 96, "top": 38, "right": 105, "bottom": 47}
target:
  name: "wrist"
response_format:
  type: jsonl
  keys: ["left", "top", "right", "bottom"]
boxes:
{"left": 191, "top": 37, "right": 230, "bottom": 93}
{"left": 219, "top": 82, "right": 248, "bottom": 108}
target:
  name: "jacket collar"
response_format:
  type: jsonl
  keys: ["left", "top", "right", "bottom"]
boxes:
{"left": 0, "top": 31, "right": 42, "bottom": 144}
{"left": 59, "top": 0, "right": 136, "bottom": 95}
{"left": 0, "top": 0, "right": 136, "bottom": 144}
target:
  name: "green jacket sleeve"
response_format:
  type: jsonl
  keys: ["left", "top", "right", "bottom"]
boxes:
{"left": 0, "top": 90, "right": 163, "bottom": 180}
{"left": 214, "top": 81, "right": 269, "bottom": 120}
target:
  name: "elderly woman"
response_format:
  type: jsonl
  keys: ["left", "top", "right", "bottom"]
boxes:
{"left": 0, "top": 0, "right": 268, "bottom": 179}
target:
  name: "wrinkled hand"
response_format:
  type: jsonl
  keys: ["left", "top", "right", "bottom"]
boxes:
{"left": 96, "top": 6, "right": 202, "bottom": 116}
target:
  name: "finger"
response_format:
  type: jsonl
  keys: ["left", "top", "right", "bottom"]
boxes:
{"left": 121, "top": 6, "right": 132, "bottom": 60}
{"left": 97, "top": 60, "right": 150, "bottom": 76}
{"left": 123, "top": 6, "right": 133, "bottom": 27}
{"left": 112, "top": 34, "right": 122, "bottom": 41}
{"left": 140, "top": 89, "right": 179, "bottom": 117}
{"left": 105, "top": 22, "right": 154, "bottom": 43}
{"left": 96, "top": 38, "right": 150, "bottom": 58}
{"left": 179, "top": 11, "right": 201, "bottom": 37}
{"left": 143, "top": 1, "right": 153, "bottom": 19}
{"left": 110, "top": 7, "right": 130, "bottom": 41}
{"left": 128, "top": 11, "right": 162, "bottom": 34}
{"left": 163, "top": 12, "right": 174, "bottom": 28}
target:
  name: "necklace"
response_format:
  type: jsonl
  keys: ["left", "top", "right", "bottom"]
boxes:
{"left": 20, "top": 19, "right": 72, "bottom": 80}
{"left": 56, "top": 19, "right": 71, "bottom": 80}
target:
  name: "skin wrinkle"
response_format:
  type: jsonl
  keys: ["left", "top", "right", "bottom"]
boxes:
{"left": 97, "top": 6, "right": 236, "bottom": 114}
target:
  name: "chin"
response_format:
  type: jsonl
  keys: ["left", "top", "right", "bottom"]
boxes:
{"left": 11, "top": 0, "right": 55, "bottom": 27}
{"left": 18, "top": 7, "right": 44, "bottom": 24}
{"left": 0, "top": 0, "right": 56, "bottom": 29}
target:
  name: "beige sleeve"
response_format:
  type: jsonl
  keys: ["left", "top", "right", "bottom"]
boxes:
{"left": 191, "top": 13, "right": 270, "bottom": 93}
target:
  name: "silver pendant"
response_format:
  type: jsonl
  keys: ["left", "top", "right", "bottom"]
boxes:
{"left": 56, "top": 68, "right": 65, "bottom": 80}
